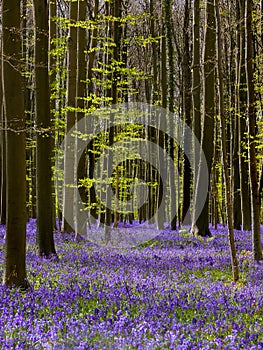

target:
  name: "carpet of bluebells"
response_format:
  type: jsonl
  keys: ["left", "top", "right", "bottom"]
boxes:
{"left": 1, "top": 220, "right": 263, "bottom": 349}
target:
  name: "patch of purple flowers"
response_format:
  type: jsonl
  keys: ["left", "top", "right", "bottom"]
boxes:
{"left": 0, "top": 220, "right": 263, "bottom": 349}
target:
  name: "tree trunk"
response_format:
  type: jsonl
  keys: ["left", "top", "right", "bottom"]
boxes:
{"left": 62, "top": 0, "right": 78, "bottom": 233}
{"left": 245, "top": 0, "right": 262, "bottom": 260}
{"left": 164, "top": 0, "right": 176, "bottom": 230}
{"left": 182, "top": 0, "right": 192, "bottom": 225}
{"left": 0, "top": 42, "right": 6, "bottom": 225}
{"left": 148, "top": 0, "right": 158, "bottom": 224}
{"left": 150, "top": 0, "right": 158, "bottom": 104}
{"left": 157, "top": 0, "right": 167, "bottom": 230}
{"left": 104, "top": 0, "right": 121, "bottom": 238}
{"left": 192, "top": 0, "right": 215, "bottom": 237}
{"left": 215, "top": 0, "right": 239, "bottom": 282}
{"left": 2, "top": 0, "right": 28, "bottom": 288}
{"left": 49, "top": 0, "right": 58, "bottom": 230}
{"left": 33, "top": 0, "right": 57, "bottom": 257}
{"left": 232, "top": 1, "right": 242, "bottom": 230}
{"left": 86, "top": 0, "right": 99, "bottom": 222}
{"left": 75, "top": 0, "right": 87, "bottom": 238}
{"left": 238, "top": 0, "right": 251, "bottom": 230}
{"left": 191, "top": 0, "right": 201, "bottom": 232}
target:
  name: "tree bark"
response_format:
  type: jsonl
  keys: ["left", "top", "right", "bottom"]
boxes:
{"left": 104, "top": 0, "right": 121, "bottom": 238}
{"left": 157, "top": 0, "right": 167, "bottom": 230}
{"left": 237, "top": 0, "right": 251, "bottom": 230}
{"left": 0, "top": 41, "right": 6, "bottom": 225}
{"left": 215, "top": 0, "right": 239, "bottom": 282}
{"left": 86, "top": 0, "right": 99, "bottom": 222}
{"left": 192, "top": 0, "right": 215, "bottom": 237}
{"left": 75, "top": 0, "right": 87, "bottom": 238}
{"left": 49, "top": 0, "right": 58, "bottom": 230}
{"left": 182, "top": 0, "right": 192, "bottom": 225}
{"left": 2, "top": 0, "right": 28, "bottom": 288}
{"left": 245, "top": 0, "right": 262, "bottom": 260}
{"left": 232, "top": 1, "right": 242, "bottom": 230}
{"left": 191, "top": 0, "right": 201, "bottom": 232}
{"left": 33, "top": 0, "right": 57, "bottom": 257}
{"left": 62, "top": 0, "right": 78, "bottom": 233}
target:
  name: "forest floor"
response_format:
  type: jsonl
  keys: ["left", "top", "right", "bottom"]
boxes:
{"left": 0, "top": 220, "right": 263, "bottom": 349}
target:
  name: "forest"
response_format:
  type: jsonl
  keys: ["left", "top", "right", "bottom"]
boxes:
{"left": 1, "top": 0, "right": 263, "bottom": 348}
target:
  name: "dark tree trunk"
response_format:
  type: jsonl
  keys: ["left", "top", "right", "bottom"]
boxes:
{"left": 215, "top": 0, "right": 239, "bottom": 282}
{"left": 238, "top": 0, "right": 251, "bottom": 230}
{"left": 49, "top": 0, "right": 58, "bottom": 230}
{"left": 33, "top": 0, "right": 57, "bottom": 257}
{"left": 0, "top": 52, "right": 6, "bottom": 225}
{"left": 75, "top": 0, "right": 87, "bottom": 238}
{"left": 245, "top": 0, "right": 262, "bottom": 260}
{"left": 192, "top": 0, "right": 215, "bottom": 237}
{"left": 182, "top": 0, "right": 192, "bottom": 225}
{"left": 2, "top": 0, "right": 28, "bottom": 288}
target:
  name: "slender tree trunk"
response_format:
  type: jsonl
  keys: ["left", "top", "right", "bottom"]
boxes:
{"left": 87, "top": 0, "right": 99, "bottom": 222}
{"left": 211, "top": 120, "right": 220, "bottom": 229}
{"left": 112, "top": 0, "right": 121, "bottom": 230}
{"left": 157, "top": 0, "right": 167, "bottom": 230}
{"left": 182, "top": 0, "right": 192, "bottom": 225}
{"left": 33, "top": 0, "right": 57, "bottom": 257}
{"left": 233, "top": 114, "right": 242, "bottom": 230}
{"left": 121, "top": 2, "right": 129, "bottom": 103}
{"left": 164, "top": 0, "right": 176, "bottom": 230}
{"left": 215, "top": 0, "right": 239, "bottom": 282}
{"left": 232, "top": 1, "right": 242, "bottom": 230}
{"left": 0, "top": 41, "right": 6, "bottom": 225}
{"left": 191, "top": 0, "right": 201, "bottom": 232}
{"left": 238, "top": 0, "right": 251, "bottom": 230}
{"left": 148, "top": 0, "right": 158, "bottom": 224}
{"left": 0, "top": 143, "right": 6, "bottom": 225}
{"left": 245, "top": 0, "right": 262, "bottom": 260}
{"left": 75, "top": 0, "right": 87, "bottom": 238}
{"left": 150, "top": 0, "right": 158, "bottom": 104}
{"left": 105, "top": 0, "right": 121, "bottom": 238}
{"left": 62, "top": 0, "right": 78, "bottom": 233}
{"left": 2, "top": 0, "right": 28, "bottom": 288}
{"left": 49, "top": 0, "right": 58, "bottom": 230}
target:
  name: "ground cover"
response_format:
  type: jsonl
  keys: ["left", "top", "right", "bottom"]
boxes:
{"left": 0, "top": 220, "right": 263, "bottom": 349}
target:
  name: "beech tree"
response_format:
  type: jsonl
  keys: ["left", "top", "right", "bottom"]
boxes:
{"left": 245, "top": 0, "right": 262, "bottom": 261}
{"left": 163, "top": 0, "right": 176, "bottom": 230}
{"left": 192, "top": 0, "right": 216, "bottom": 237}
{"left": 215, "top": 0, "right": 239, "bottom": 281}
{"left": 62, "top": 0, "right": 78, "bottom": 234}
{"left": 236, "top": 0, "right": 251, "bottom": 230}
{"left": 0, "top": 44, "right": 6, "bottom": 225}
{"left": 2, "top": 0, "right": 28, "bottom": 288}
{"left": 104, "top": 0, "right": 122, "bottom": 239}
{"left": 182, "top": 0, "right": 192, "bottom": 225}
{"left": 191, "top": 0, "right": 201, "bottom": 232}
{"left": 33, "top": 0, "right": 57, "bottom": 257}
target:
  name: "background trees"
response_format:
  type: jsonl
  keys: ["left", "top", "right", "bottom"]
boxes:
{"left": 1, "top": 0, "right": 263, "bottom": 287}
